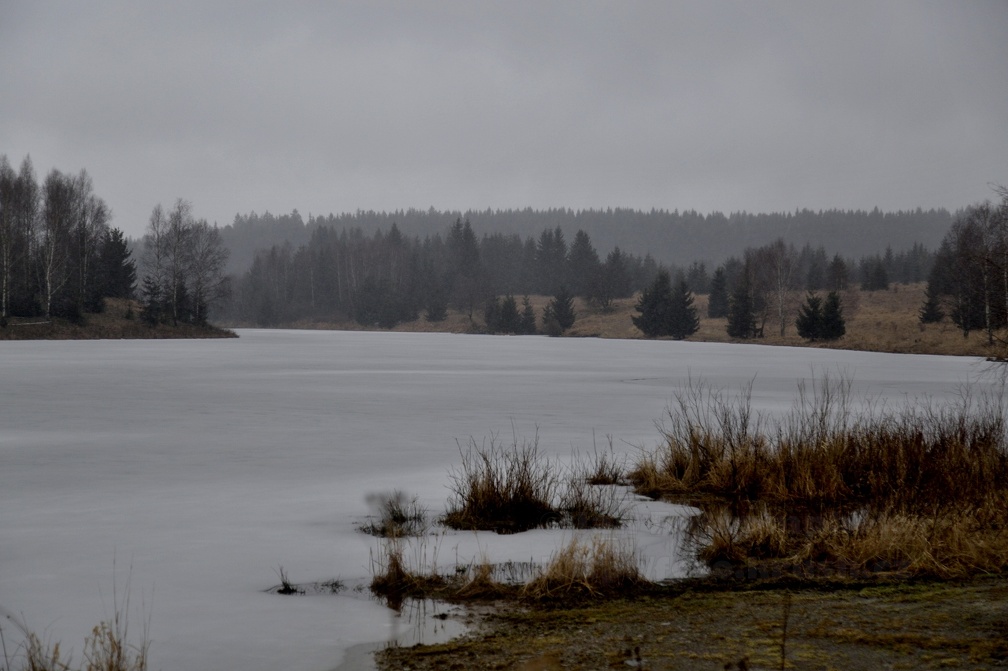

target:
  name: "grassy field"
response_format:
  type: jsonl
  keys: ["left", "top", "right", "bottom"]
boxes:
{"left": 563, "top": 282, "right": 1000, "bottom": 357}
{"left": 282, "top": 282, "right": 1004, "bottom": 358}
{"left": 0, "top": 298, "right": 236, "bottom": 340}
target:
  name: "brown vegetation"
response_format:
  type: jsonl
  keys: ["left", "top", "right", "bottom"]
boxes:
{"left": 0, "top": 299, "right": 236, "bottom": 340}
{"left": 441, "top": 434, "right": 627, "bottom": 533}
{"left": 281, "top": 282, "right": 1002, "bottom": 357}
{"left": 4, "top": 571, "right": 149, "bottom": 671}
{"left": 368, "top": 534, "right": 642, "bottom": 607}
{"left": 377, "top": 577, "right": 1008, "bottom": 671}
{"left": 630, "top": 375, "right": 1008, "bottom": 579}
{"left": 522, "top": 536, "right": 644, "bottom": 600}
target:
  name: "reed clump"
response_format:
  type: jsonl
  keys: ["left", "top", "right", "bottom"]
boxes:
{"left": 358, "top": 490, "right": 429, "bottom": 538}
{"left": 3, "top": 572, "right": 149, "bottom": 671}
{"left": 631, "top": 376, "right": 1007, "bottom": 512}
{"left": 442, "top": 433, "right": 627, "bottom": 533}
{"left": 368, "top": 534, "right": 643, "bottom": 603}
{"left": 633, "top": 375, "right": 1008, "bottom": 578}
{"left": 523, "top": 537, "right": 644, "bottom": 600}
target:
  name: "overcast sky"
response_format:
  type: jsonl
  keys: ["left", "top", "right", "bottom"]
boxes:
{"left": 2, "top": 1, "right": 1006, "bottom": 239}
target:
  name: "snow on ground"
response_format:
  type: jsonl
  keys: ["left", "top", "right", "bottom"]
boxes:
{"left": 0, "top": 330, "right": 996, "bottom": 670}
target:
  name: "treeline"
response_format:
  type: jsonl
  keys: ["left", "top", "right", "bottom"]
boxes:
{"left": 0, "top": 155, "right": 135, "bottom": 324}
{"left": 225, "top": 211, "right": 935, "bottom": 333}
{"left": 922, "top": 189, "right": 1008, "bottom": 342}
{"left": 221, "top": 206, "right": 952, "bottom": 275}
{"left": 660, "top": 238, "right": 917, "bottom": 342}
{"left": 225, "top": 220, "right": 656, "bottom": 328}
{"left": 137, "top": 199, "right": 230, "bottom": 327}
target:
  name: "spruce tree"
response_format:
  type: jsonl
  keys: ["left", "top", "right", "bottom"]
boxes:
{"left": 519, "top": 295, "right": 537, "bottom": 334}
{"left": 483, "top": 297, "right": 501, "bottom": 333}
{"left": 425, "top": 293, "right": 448, "bottom": 322}
{"left": 668, "top": 277, "right": 700, "bottom": 339}
{"left": 498, "top": 294, "right": 520, "bottom": 334}
{"left": 726, "top": 276, "right": 757, "bottom": 338}
{"left": 543, "top": 286, "right": 576, "bottom": 334}
{"left": 795, "top": 292, "right": 823, "bottom": 340}
{"left": 140, "top": 275, "right": 163, "bottom": 326}
{"left": 707, "top": 267, "right": 729, "bottom": 318}
{"left": 919, "top": 283, "right": 944, "bottom": 324}
{"left": 632, "top": 270, "right": 674, "bottom": 337}
{"left": 819, "top": 291, "right": 846, "bottom": 340}
{"left": 96, "top": 227, "right": 137, "bottom": 300}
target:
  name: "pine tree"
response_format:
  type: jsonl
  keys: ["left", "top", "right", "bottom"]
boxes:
{"left": 543, "top": 286, "right": 575, "bottom": 334}
{"left": 726, "top": 276, "right": 758, "bottom": 338}
{"left": 819, "top": 291, "right": 846, "bottom": 340}
{"left": 919, "top": 283, "right": 944, "bottom": 324}
{"left": 96, "top": 227, "right": 137, "bottom": 300}
{"left": 519, "top": 295, "right": 537, "bottom": 334}
{"left": 707, "top": 267, "right": 729, "bottom": 318}
{"left": 795, "top": 292, "right": 823, "bottom": 340}
{"left": 498, "top": 294, "right": 520, "bottom": 333}
{"left": 668, "top": 277, "right": 700, "bottom": 339}
{"left": 483, "top": 297, "right": 501, "bottom": 333}
{"left": 425, "top": 292, "right": 448, "bottom": 322}
{"left": 140, "top": 275, "right": 163, "bottom": 326}
{"left": 632, "top": 270, "right": 674, "bottom": 337}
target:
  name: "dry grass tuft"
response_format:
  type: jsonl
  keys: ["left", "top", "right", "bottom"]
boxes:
{"left": 634, "top": 375, "right": 1008, "bottom": 513}
{"left": 442, "top": 432, "right": 628, "bottom": 533}
{"left": 641, "top": 375, "right": 1008, "bottom": 578}
{"left": 369, "top": 539, "right": 448, "bottom": 603}
{"left": 17, "top": 633, "right": 74, "bottom": 671}
{"left": 442, "top": 433, "right": 561, "bottom": 533}
{"left": 454, "top": 560, "right": 509, "bottom": 600}
{"left": 523, "top": 537, "right": 644, "bottom": 600}
{"left": 3, "top": 566, "right": 149, "bottom": 671}
{"left": 358, "top": 490, "right": 428, "bottom": 538}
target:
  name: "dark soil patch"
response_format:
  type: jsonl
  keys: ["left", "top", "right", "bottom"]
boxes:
{"left": 376, "top": 576, "right": 1008, "bottom": 670}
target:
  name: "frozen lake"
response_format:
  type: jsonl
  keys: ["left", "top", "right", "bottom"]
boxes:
{"left": 0, "top": 330, "right": 995, "bottom": 670}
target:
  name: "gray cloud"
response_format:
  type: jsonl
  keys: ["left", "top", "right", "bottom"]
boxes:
{"left": 1, "top": 1, "right": 1006, "bottom": 238}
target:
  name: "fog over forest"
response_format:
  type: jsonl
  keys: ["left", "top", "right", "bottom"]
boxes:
{"left": 220, "top": 206, "right": 952, "bottom": 276}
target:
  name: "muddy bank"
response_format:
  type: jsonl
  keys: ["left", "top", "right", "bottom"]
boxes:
{"left": 376, "top": 577, "right": 1008, "bottom": 670}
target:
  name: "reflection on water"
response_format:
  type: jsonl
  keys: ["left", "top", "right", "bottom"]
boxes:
{"left": 334, "top": 597, "right": 468, "bottom": 671}
{"left": 385, "top": 597, "right": 467, "bottom": 648}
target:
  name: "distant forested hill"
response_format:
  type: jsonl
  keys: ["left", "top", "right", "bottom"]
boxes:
{"left": 220, "top": 206, "right": 952, "bottom": 276}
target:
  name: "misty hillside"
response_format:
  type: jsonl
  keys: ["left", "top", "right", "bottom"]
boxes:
{"left": 220, "top": 207, "right": 952, "bottom": 275}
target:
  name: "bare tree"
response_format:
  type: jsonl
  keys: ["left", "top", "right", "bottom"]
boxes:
{"left": 187, "top": 219, "right": 229, "bottom": 324}
{"left": 0, "top": 156, "right": 16, "bottom": 319}
{"left": 762, "top": 239, "right": 798, "bottom": 337}
{"left": 165, "top": 199, "right": 194, "bottom": 324}
{"left": 745, "top": 237, "right": 798, "bottom": 336}
{"left": 142, "top": 200, "right": 230, "bottom": 325}
{"left": 142, "top": 203, "right": 168, "bottom": 286}
{"left": 14, "top": 157, "right": 39, "bottom": 313}
{"left": 38, "top": 169, "right": 75, "bottom": 317}
{"left": 69, "top": 170, "right": 110, "bottom": 313}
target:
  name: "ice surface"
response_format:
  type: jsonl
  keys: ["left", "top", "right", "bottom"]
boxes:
{"left": 0, "top": 330, "right": 995, "bottom": 670}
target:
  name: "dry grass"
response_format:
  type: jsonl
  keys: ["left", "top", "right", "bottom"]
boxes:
{"left": 14, "top": 633, "right": 74, "bottom": 671}
{"left": 637, "top": 375, "right": 1008, "bottom": 578}
{"left": 368, "top": 534, "right": 643, "bottom": 603}
{"left": 368, "top": 538, "right": 451, "bottom": 607}
{"left": 693, "top": 502, "right": 1008, "bottom": 579}
{"left": 292, "top": 282, "right": 1006, "bottom": 358}
{"left": 630, "top": 375, "right": 1008, "bottom": 513}
{"left": 442, "top": 433, "right": 561, "bottom": 533}
{"left": 441, "top": 433, "right": 628, "bottom": 533}
{"left": 522, "top": 536, "right": 644, "bottom": 600}
{"left": 3, "top": 568, "right": 149, "bottom": 671}
{"left": 358, "top": 491, "right": 429, "bottom": 538}
{"left": 0, "top": 299, "right": 235, "bottom": 340}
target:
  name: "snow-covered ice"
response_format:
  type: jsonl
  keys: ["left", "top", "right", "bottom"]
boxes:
{"left": 0, "top": 330, "right": 995, "bottom": 670}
